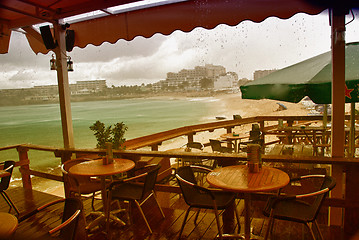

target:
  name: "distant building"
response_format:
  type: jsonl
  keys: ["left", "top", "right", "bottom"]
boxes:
{"left": 213, "top": 73, "right": 238, "bottom": 90}
{"left": 253, "top": 69, "right": 277, "bottom": 80}
{"left": 0, "top": 80, "right": 108, "bottom": 101}
{"left": 70, "top": 80, "right": 107, "bottom": 95}
{"left": 163, "top": 64, "right": 227, "bottom": 91}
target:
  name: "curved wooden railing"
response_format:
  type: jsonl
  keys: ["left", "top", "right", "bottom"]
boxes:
{"left": 1, "top": 115, "right": 359, "bottom": 211}
{"left": 123, "top": 115, "right": 327, "bottom": 150}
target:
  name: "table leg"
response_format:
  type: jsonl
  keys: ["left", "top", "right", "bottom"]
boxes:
{"left": 244, "top": 193, "right": 251, "bottom": 240}
{"left": 101, "top": 177, "right": 110, "bottom": 233}
{"left": 86, "top": 177, "right": 126, "bottom": 233}
{"left": 222, "top": 200, "right": 235, "bottom": 233}
{"left": 234, "top": 140, "right": 238, "bottom": 152}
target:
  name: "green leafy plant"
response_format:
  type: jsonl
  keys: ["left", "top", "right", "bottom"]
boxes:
{"left": 89, "top": 120, "right": 128, "bottom": 149}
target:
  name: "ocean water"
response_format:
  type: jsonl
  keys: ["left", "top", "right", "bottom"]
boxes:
{"left": 0, "top": 97, "right": 222, "bottom": 178}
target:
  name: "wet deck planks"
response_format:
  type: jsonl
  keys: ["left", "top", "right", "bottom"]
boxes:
{"left": 0, "top": 184, "right": 339, "bottom": 240}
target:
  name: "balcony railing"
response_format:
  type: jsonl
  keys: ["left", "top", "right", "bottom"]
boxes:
{"left": 1, "top": 115, "right": 358, "bottom": 237}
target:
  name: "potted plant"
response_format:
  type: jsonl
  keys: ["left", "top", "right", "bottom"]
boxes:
{"left": 89, "top": 120, "right": 128, "bottom": 150}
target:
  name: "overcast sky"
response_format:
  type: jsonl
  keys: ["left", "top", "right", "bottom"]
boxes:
{"left": 1, "top": 10, "right": 359, "bottom": 89}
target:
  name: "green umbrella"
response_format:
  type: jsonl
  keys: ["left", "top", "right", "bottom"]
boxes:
{"left": 240, "top": 42, "right": 359, "bottom": 156}
{"left": 240, "top": 42, "right": 359, "bottom": 104}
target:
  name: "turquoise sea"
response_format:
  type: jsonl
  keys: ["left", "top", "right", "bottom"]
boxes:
{"left": 0, "top": 97, "right": 222, "bottom": 179}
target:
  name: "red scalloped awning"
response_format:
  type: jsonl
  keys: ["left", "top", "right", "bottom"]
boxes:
{"left": 1, "top": 0, "right": 326, "bottom": 54}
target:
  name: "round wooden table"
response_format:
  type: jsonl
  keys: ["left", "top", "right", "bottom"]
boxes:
{"left": 69, "top": 158, "right": 135, "bottom": 177}
{"left": 0, "top": 212, "right": 18, "bottom": 239}
{"left": 166, "top": 147, "right": 203, "bottom": 167}
{"left": 207, "top": 165, "right": 290, "bottom": 240}
{"left": 220, "top": 133, "right": 243, "bottom": 152}
{"left": 69, "top": 158, "right": 135, "bottom": 231}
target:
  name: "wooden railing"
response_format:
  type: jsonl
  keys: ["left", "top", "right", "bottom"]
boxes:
{"left": 1, "top": 114, "right": 356, "bottom": 182}
{"left": 2, "top": 115, "right": 359, "bottom": 228}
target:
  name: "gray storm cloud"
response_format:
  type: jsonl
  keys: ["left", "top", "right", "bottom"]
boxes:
{"left": 1, "top": 11, "right": 359, "bottom": 89}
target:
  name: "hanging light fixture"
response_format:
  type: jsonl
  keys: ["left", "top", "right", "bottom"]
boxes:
{"left": 67, "top": 56, "right": 73, "bottom": 72}
{"left": 50, "top": 54, "right": 56, "bottom": 70}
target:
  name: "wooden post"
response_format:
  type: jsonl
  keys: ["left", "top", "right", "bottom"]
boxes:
{"left": 17, "top": 146, "right": 32, "bottom": 189}
{"left": 345, "top": 165, "right": 359, "bottom": 238}
{"left": 349, "top": 102, "right": 355, "bottom": 157}
{"left": 331, "top": 8, "right": 346, "bottom": 159}
{"left": 330, "top": 8, "right": 347, "bottom": 235}
{"left": 187, "top": 133, "right": 194, "bottom": 143}
{"left": 259, "top": 120, "right": 265, "bottom": 152}
{"left": 53, "top": 22, "right": 75, "bottom": 149}
{"left": 226, "top": 127, "right": 232, "bottom": 133}
{"left": 151, "top": 144, "right": 159, "bottom": 151}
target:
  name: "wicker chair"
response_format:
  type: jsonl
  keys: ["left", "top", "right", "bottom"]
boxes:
{"left": 108, "top": 164, "right": 165, "bottom": 234}
{"left": 180, "top": 142, "right": 217, "bottom": 170}
{"left": 19, "top": 198, "right": 83, "bottom": 240}
{"left": 209, "top": 139, "right": 235, "bottom": 153}
{"left": 263, "top": 174, "right": 336, "bottom": 240}
{"left": 176, "top": 165, "right": 240, "bottom": 240}
{"left": 61, "top": 158, "right": 103, "bottom": 212}
{"left": 0, "top": 160, "right": 19, "bottom": 216}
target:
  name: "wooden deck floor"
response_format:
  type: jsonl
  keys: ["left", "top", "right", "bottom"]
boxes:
{"left": 1, "top": 182, "right": 341, "bottom": 240}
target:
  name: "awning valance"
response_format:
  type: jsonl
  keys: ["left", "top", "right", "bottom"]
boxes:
{"left": 1, "top": 0, "right": 326, "bottom": 54}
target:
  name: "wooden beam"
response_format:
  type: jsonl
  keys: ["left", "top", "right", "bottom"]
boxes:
{"left": 53, "top": 22, "right": 75, "bottom": 149}
{"left": 330, "top": 7, "right": 347, "bottom": 233}
{"left": 21, "top": 26, "right": 44, "bottom": 44}
{"left": 331, "top": 9, "right": 346, "bottom": 158}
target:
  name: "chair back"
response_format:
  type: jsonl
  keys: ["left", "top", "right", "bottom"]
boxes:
{"left": 59, "top": 198, "right": 83, "bottom": 240}
{"left": 0, "top": 161, "right": 15, "bottom": 191}
{"left": 186, "top": 142, "right": 204, "bottom": 151}
{"left": 249, "top": 129, "right": 261, "bottom": 141}
{"left": 249, "top": 124, "right": 262, "bottom": 141}
{"left": 209, "top": 139, "right": 223, "bottom": 152}
{"left": 310, "top": 175, "right": 336, "bottom": 219}
{"left": 62, "top": 158, "right": 94, "bottom": 191}
{"left": 141, "top": 164, "right": 161, "bottom": 198}
{"left": 176, "top": 166, "right": 204, "bottom": 206}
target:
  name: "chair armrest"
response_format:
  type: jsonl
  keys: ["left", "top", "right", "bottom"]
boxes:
{"left": 37, "top": 198, "right": 66, "bottom": 211}
{"left": 123, "top": 172, "right": 148, "bottom": 182}
{"left": 24, "top": 198, "right": 81, "bottom": 235}
{"left": 295, "top": 188, "right": 330, "bottom": 199}
{"left": 109, "top": 169, "right": 151, "bottom": 190}
{"left": 271, "top": 174, "right": 333, "bottom": 207}
{"left": 190, "top": 165, "right": 212, "bottom": 173}
{"left": 48, "top": 209, "right": 81, "bottom": 234}
{"left": 20, "top": 199, "right": 66, "bottom": 222}
{"left": 290, "top": 174, "right": 326, "bottom": 182}
{"left": 126, "top": 163, "right": 159, "bottom": 181}
{"left": 3, "top": 165, "right": 14, "bottom": 172}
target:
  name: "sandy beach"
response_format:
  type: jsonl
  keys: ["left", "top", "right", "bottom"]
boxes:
{"left": 156, "top": 92, "right": 312, "bottom": 151}
{"left": 43, "top": 92, "right": 313, "bottom": 197}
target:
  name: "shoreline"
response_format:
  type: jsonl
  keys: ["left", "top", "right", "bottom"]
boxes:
{"left": 0, "top": 90, "right": 220, "bottom": 107}
{"left": 12, "top": 93, "right": 313, "bottom": 197}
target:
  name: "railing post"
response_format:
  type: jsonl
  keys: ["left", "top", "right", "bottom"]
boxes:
{"left": 151, "top": 144, "right": 159, "bottom": 151}
{"left": 226, "top": 127, "right": 232, "bottom": 133}
{"left": 187, "top": 133, "right": 194, "bottom": 143}
{"left": 17, "top": 146, "right": 32, "bottom": 189}
{"left": 59, "top": 151, "right": 72, "bottom": 164}
{"left": 259, "top": 120, "right": 265, "bottom": 152}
